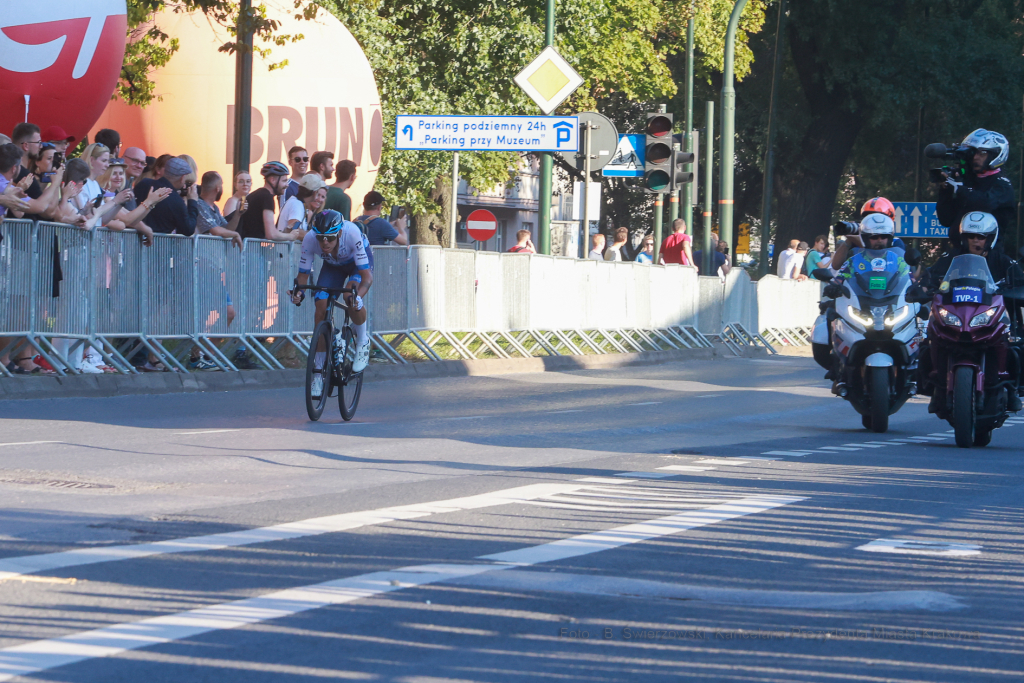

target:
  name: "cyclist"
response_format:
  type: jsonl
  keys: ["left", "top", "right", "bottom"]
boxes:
{"left": 290, "top": 210, "right": 373, "bottom": 379}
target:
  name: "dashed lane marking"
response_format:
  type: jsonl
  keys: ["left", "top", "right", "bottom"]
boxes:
{"left": 549, "top": 409, "right": 584, "bottom": 414}
{"left": 0, "top": 495, "right": 804, "bottom": 682}
{"left": 761, "top": 451, "right": 812, "bottom": 457}
{"left": 694, "top": 459, "right": 750, "bottom": 466}
{"left": 440, "top": 415, "right": 489, "bottom": 421}
{"left": 627, "top": 401, "right": 663, "bottom": 406}
{"left": 846, "top": 443, "right": 884, "bottom": 448}
{"left": 857, "top": 538, "right": 981, "bottom": 557}
{"left": 174, "top": 430, "right": 241, "bottom": 435}
{"left": 614, "top": 471, "right": 677, "bottom": 479}
{"left": 0, "top": 441, "right": 62, "bottom": 448}
{"left": 817, "top": 446, "right": 860, "bottom": 451}
{"left": 657, "top": 465, "right": 716, "bottom": 472}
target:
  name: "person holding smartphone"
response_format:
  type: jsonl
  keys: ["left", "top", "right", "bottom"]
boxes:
{"left": 353, "top": 191, "right": 408, "bottom": 246}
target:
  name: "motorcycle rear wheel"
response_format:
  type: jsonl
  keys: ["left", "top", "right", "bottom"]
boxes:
{"left": 952, "top": 366, "right": 976, "bottom": 448}
{"left": 868, "top": 366, "right": 889, "bottom": 433}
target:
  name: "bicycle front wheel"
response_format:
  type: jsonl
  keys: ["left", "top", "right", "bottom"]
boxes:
{"left": 305, "top": 321, "right": 333, "bottom": 421}
{"left": 338, "top": 324, "right": 363, "bottom": 421}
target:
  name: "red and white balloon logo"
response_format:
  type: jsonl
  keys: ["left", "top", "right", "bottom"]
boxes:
{"left": 0, "top": 1, "right": 127, "bottom": 141}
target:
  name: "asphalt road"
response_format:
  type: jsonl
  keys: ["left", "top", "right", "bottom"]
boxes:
{"left": 0, "top": 355, "right": 1021, "bottom": 682}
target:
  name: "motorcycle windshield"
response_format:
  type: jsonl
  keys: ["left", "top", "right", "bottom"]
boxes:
{"left": 943, "top": 254, "right": 998, "bottom": 296}
{"left": 849, "top": 248, "right": 908, "bottom": 301}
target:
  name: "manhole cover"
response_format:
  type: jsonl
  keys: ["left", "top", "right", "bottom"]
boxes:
{"left": 0, "top": 478, "right": 114, "bottom": 490}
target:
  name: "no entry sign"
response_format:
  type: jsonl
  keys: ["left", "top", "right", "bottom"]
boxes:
{"left": 466, "top": 209, "right": 498, "bottom": 241}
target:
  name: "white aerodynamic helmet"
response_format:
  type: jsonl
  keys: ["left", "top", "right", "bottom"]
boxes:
{"left": 860, "top": 213, "right": 895, "bottom": 236}
{"left": 961, "top": 129, "right": 1009, "bottom": 169}
{"left": 959, "top": 211, "right": 999, "bottom": 248}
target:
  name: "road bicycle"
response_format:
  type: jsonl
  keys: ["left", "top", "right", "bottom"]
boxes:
{"left": 292, "top": 284, "right": 364, "bottom": 421}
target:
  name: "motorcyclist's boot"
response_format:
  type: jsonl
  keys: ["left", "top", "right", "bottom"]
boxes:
{"left": 928, "top": 389, "right": 944, "bottom": 414}
{"left": 1009, "top": 389, "right": 1022, "bottom": 413}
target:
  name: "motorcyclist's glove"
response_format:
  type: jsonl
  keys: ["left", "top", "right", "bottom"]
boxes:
{"left": 823, "top": 283, "right": 847, "bottom": 299}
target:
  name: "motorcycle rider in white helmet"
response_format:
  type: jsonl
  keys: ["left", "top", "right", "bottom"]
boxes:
{"left": 918, "top": 212, "right": 1024, "bottom": 413}
{"left": 934, "top": 129, "right": 1014, "bottom": 251}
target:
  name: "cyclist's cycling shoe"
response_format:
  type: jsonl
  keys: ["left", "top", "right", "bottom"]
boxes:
{"left": 352, "top": 340, "right": 371, "bottom": 373}
{"left": 310, "top": 374, "right": 324, "bottom": 398}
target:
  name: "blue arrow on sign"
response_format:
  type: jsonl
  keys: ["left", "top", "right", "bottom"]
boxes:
{"left": 892, "top": 202, "right": 949, "bottom": 238}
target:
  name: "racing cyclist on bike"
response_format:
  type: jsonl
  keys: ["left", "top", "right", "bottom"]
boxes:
{"left": 290, "top": 209, "right": 373, "bottom": 374}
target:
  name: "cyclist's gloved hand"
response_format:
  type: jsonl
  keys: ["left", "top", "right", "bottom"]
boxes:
{"left": 353, "top": 295, "right": 364, "bottom": 312}
{"left": 290, "top": 290, "right": 304, "bottom": 306}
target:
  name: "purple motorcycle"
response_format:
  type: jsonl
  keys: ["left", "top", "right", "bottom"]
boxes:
{"left": 927, "top": 254, "right": 1020, "bottom": 447}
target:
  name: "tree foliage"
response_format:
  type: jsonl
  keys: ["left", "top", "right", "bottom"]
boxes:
{"left": 731, "top": 0, "right": 1024, "bottom": 262}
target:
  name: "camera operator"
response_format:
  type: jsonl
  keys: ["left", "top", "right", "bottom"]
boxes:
{"left": 932, "top": 129, "right": 1013, "bottom": 250}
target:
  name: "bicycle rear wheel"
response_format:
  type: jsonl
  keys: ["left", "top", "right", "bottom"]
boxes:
{"left": 338, "top": 324, "right": 363, "bottom": 421}
{"left": 305, "top": 321, "right": 333, "bottom": 421}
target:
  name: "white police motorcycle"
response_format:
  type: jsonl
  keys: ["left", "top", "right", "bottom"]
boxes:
{"left": 811, "top": 219, "right": 923, "bottom": 432}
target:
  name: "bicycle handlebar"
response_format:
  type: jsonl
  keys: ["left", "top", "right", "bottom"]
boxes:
{"left": 291, "top": 284, "right": 356, "bottom": 295}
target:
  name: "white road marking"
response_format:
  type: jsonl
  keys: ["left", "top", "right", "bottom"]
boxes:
{"left": 761, "top": 451, "right": 811, "bottom": 457}
{"left": 173, "top": 430, "right": 241, "bottom": 435}
{"left": 0, "top": 441, "right": 62, "bottom": 448}
{"left": 0, "top": 482, "right": 590, "bottom": 582}
{"left": 846, "top": 443, "right": 884, "bottom": 448}
{"left": 657, "top": 465, "right": 716, "bottom": 472}
{"left": 744, "top": 456, "right": 779, "bottom": 461}
{"left": 614, "top": 471, "right": 677, "bottom": 479}
{"left": 857, "top": 539, "right": 981, "bottom": 557}
{"left": 817, "top": 446, "right": 860, "bottom": 451}
{"left": 928, "top": 433, "right": 953, "bottom": 438}
{"left": 694, "top": 459, "right": 749, "bottom": 466}
{"left": 627, "top": 401, "right": 662, "bottom": 406}
{"left": 863, "top": 441, "right": 893, "bottom": 446}
{"left": 0, "top": 495, "right": 803, "bottom": 681}
{"left": 906, "top": 436, "right": 947, "bottom": 441}
{"left": 549, "top": 409, "right": 583, "bottom": 414}
{"left": 441, "top": 415, "right": 489, "bottom": 421}
{"left": 457, "top": 570, "right": 965, "bottom": 612}
{"left": 575, "top": 477, "right": 634, "bottom": 484}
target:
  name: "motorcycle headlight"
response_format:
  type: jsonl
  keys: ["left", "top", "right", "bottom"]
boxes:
{"left": 847, "top": 308, "right": 874, "bottom": 328}
{"left": 969, "top": 307, "right": 999, "bottom": 328}
{"left": 936, "top": 307, "right": 963, "bottom": 327}
{"left": 885, "top": 305, "right": 910, "bottom": 326}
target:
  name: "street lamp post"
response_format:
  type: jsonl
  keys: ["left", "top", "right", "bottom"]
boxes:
{"left": 683, "top": 11, "right": 695, "bottom": 234}
{"left": 232, "top": 0, "right": 254, "bottom": 176}
{"left": 718, "top": 0, "right": 748, "bottom": 266}
{"left": 758, "top": 0, "right": 786, "bottom": 277}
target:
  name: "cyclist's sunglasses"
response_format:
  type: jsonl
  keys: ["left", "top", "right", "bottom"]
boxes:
{"left": 315, "top": 234, "right": 338, "bottom": 242}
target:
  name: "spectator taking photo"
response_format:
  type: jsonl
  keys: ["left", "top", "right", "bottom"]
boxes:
{"left": 354, "top": 191, "right": 409, "bottom": 246}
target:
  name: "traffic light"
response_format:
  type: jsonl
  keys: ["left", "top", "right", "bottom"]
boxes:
{"left": 669, "top": 149, "right": 695, "bottom": 191}
{"left": 643, "top": 111, "right": 673, "bottom": 193}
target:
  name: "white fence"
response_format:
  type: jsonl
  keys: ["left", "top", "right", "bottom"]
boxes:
{"left": 0, "top": 219, "right": 820, "bottom": 376}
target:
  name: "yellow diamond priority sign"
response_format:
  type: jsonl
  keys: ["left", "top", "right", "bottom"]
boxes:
{"left": 514, "top": 46, "right": 584, "bottom": 115}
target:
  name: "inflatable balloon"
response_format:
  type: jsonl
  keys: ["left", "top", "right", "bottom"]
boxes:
{"left": 0, "top": 1, "right": 128, "bottom": 143}
{"left": 90, "top": 1, "right": 382, "bottom": 201}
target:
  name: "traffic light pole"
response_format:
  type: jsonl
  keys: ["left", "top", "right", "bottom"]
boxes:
{"left": 538, "top": 0, "right": 555, "bottom": 255}
{"left": 703, "top": 101, "right": 714, "bottom": 275}
{"left": 719, "top": 0, "right": 748, "bottom": 266}
{"left": 653, "top": 196, "right": 664, "bottom": 263}
{"left": 581, "top": 121, "right": 593, "bottom": 258}
{"left": 684, "top": 11, "right": 695, "bottom": 235}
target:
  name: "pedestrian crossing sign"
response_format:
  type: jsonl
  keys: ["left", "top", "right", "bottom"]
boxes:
{"left": 602, "top": 135, "right": 644, "bottom": 177}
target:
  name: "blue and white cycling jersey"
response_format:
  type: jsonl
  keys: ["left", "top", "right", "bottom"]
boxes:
{"left": 298, "top": 221, "right": 370, "bottom": 273}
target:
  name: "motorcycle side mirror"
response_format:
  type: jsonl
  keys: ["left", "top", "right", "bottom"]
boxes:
{"left": 904, "top": 248, "right": 922, "bottom": 267}
{"left": 812, "top": 268, "right": 833, "bottom": 282}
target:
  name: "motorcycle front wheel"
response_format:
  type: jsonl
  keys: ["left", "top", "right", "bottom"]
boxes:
{"left": 868, "top": 366, "right": 889, "bottom": 433}
{"left": 952, "top": 366, "right": 976, "bottom": 448}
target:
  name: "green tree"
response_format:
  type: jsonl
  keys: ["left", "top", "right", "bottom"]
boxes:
{"left": 745, "top": 0, "right": 1024, "bottom": 262}
{"left": 324, "top": 0, "right": 768, "bottom": 245}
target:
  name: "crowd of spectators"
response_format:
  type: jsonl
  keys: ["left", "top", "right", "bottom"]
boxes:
{"left": 0, "top": 123, "right": 415, "bottom": 375}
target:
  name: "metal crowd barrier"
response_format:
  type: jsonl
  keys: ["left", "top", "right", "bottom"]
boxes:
{"left": 1, "top": 218, "right": 793, "bottom": 376}
{"left": 755, "top": 274, "right": 825, "bottom": 347}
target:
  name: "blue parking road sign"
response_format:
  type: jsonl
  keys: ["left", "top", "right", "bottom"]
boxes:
{"left": 892, "top": 202, "right": 948, "bottom": 238}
